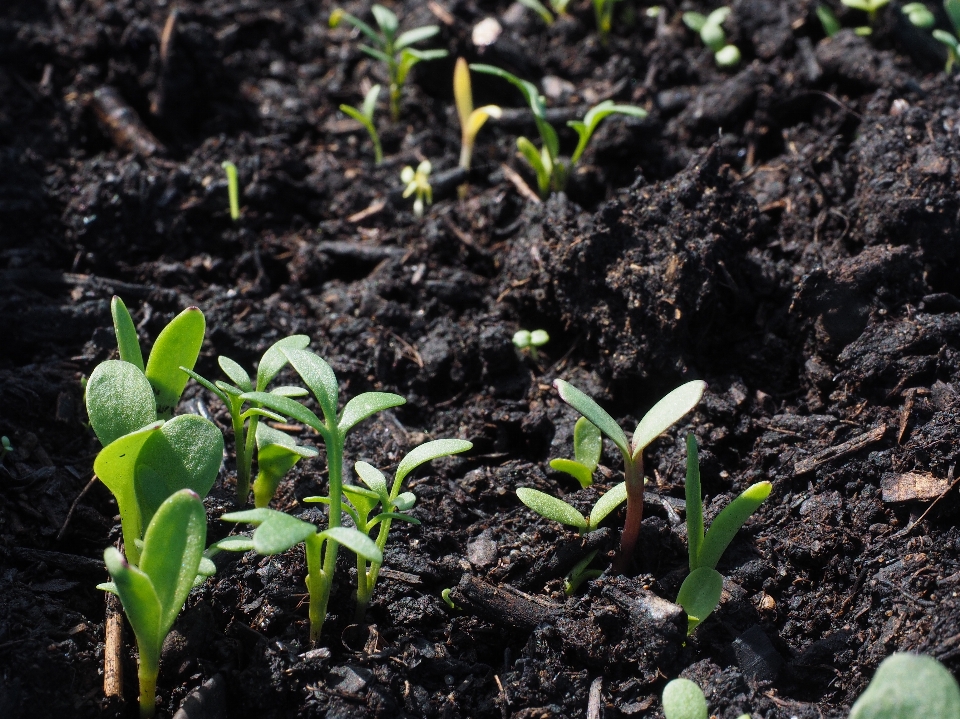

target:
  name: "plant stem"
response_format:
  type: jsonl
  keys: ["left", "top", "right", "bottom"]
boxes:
{"left": 231, "top": 405, "right": 250, "bottom": 503}
{"left": 305, "top": 533, "right": 326, "bottom": 643}
{"left": 613, "top": 455, "right": 643, "bottom": 573}
{"left": 309, "top": 427, "right": 342, "bottom": 643}
{"left": 389, "top": 84, "right": 401, "bottom": 122}
{"left": 137, "top": 656, "right": 158, "bottom": 719}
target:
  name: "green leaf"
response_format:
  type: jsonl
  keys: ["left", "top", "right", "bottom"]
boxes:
{"left": 705, "top": 6, "right": 731, "bottom": 25}
{"left": 676, "top": 566, "right": 723, "bottom": 634}
{"left": 256, "top": 335, "right": 310, "bottom": 392}
{"left": 321, "top": 526, "right": 383, "bottom": 563}
{"left": 361, "top": 84, "right": 380, "bottom": 120}
{"left": 849, "top": 653, "right": 960, "bottom": 719}
{"left": 104, "top": 546, "right": 162, "bottom": 668}
{"left": 517, "top": 0, "right": 555, "bottom": 24}
{"left": 338, "top": 392, "right": 406, "bottom": 435}
{"left": 221, "top": 507, "right": 317, "bottom": 555}
{"left": 239, "top": 391, "right": 325, "bottom": 433}
{"left": 554, "top": 379, "right": 630, "bottom": 458}
{"left": 86, "top": 360, "right": 158, "bottom": 446}
{"left": 393, "top": 491, "right": 416, "bottom": 511}
{"left": 817, "top": 5, "right": 841, "bottom": 36}
{"left": 934, "top": 29, "right": 960, "bottom": 51}
{"left": 469, "top": 64, "right": 547, "bottom": 120}
{"left": 253, "top": 424, "right": 318, "bottom": 508}
{"left": 145, "top": 307, "right": 205, "bottom": 419}
{"left": 517, "top": 487, "right": 587, "bottom": 529}
{"left": 270, "top": 385, "right": 310, "bottom": 398}
{"left": 684, "top": 433, "right": 704, "bottom": 573}
{"left": 662, "top": 678, "right": 709, "bottom": 719}
{"left": 697, "top": 481, "right": 771, "bottom": 571}
{"left": 218, "top": 356, "right": 252, "bottom": 393}
{"left": 111, "top": 296, "right": 144, "bottom": 371}
{"left": 947, "top": 0, "right": 960, "bottom": 35}
{"left": 568, "top": 101, "right": 647, "bottom": 165}
{"left": 588, "top": 482, "right": 627, "bottom": 529}
{"left": 180, "top": 367, "right": 228, "bottom": 404}
{"left": 360, "top": 45, "right": 394, "bottom": 65}
{"left": 395, "top": 25, "right": 440, "bottom": 50}
{"left": 239, "top": 407, "right": 287, "bottom": 423}
{"left": 394, "top": 439, "right": 472, "bottom": 495}
{"left": 370, "top": 511, "right": 420, "bottom": 525}
{"left": 355, "top": 461, "right": 390, "bottom": 503}
{"left": 371, "top": 4, "right": 398, "bottom": 39}
{"left": 549, "top": 458, "right": 595, "bottom": 488}
{"left": 138, "top": 489, "right": 207, "bottom": 634}
{"left": 209, "top": 535, "right": 255, "bottom": 553}
{"left": 281, "top": 349, "right": 339, "bottom": 423}
{"left": 574, "top": 417, "right": 602, "bottom": 471}
{"left": 632, "top": 380, "right": 706, "bottom": 457}
{"left": 682, "top": 11, "right": 707, "bottom": 30}
{"left": 343, "top": 484, "right": 380, "bottom": 521}
{"left": 330, "top": 9, "right": 384, "bottom": 47}
{"left": 517, "top": 136, "right": 550, "bottom": 195}
{"left": 397, "top": 48, "right": 448, "bottom": 84}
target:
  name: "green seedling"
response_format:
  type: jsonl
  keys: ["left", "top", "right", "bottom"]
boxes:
{"left": 441, "top": 587, "right": 460, "bottom": 609}
{"left": 340, "top": 84, "right": 383, "bottom": 164}
{"left": 0, "top": 436, "right": 11, "bottom": 463}
{"left": 99, "top": 489, "right": 209, "bottom": 719}
{"left": 307, "top": 438, "right": 472, "bottom": 620}
{"left": 902, "top": 2, "right": 935, "bottom": 26}
{"left": 842, "top": 0, "right": 890, "bottom": 26}
{"left": 849, "top": 652, "right": 960, "bottom": 719}
{"left": 593, "top": 0, "right": 623, "bottom": 42}
{"left": 330, "top": 4, "right": 447, "bottom": 121}
{"left": 213, "top": 347, "right": 405, "bottom": 641}
{"left": 516, "top": 0, "right": 574, "bottom": 25}
{"left": 469, "top": 64, "right": 646, "bottom": 197}
{"left": 550, "top": 417, "right": 601, "bottom": 488}
{"left": 516, "top": 482, "right": 627, "bottom": 533}
{"left": 817, "top": 5, "right": 842, "bottom": 36}
{"left": 180, "top": 334, "right": 312, "bottom": 505}
{"left": 222, "top": 161, "right": 240, "bottom": 221}
{"left": 933, "top": 0, "right": 960, "bottom": 71}
{"left": 454, "top": 58, "right": 502, "bottom": 172}
{"left": 401, "top": 160, "right": 433, "bottom": 217}
{"left": 512, "top": 329, "right": 550, "bottom": 361}
{"left": 682, "top": 8, "right": 741, "bottom": 67}
{"left": 553, "top": 379, "right": 705, "bottom": 572}
{"left": 676, "top": 433, "right": 771, "bottom": 633}
{"left": 563, "top": 549, "right": 602, "bottom": 595}
{"left": 662, "top": 678, "right": 709, "bottom": 719}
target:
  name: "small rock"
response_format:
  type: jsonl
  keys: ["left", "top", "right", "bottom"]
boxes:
{"left": 733, "top": 625, "right": 782, "bottom": 682}
{"left": 881, "top": 471, "right": 950, "bottom": 503}
{"left": 328, "top": 665, "right": 372, "bottom": 695}
{"left": 467, "top": 529, "right": 498, "bottom": 568}
{"left": 541, "top": 76, "right": 575, "bottom": 103}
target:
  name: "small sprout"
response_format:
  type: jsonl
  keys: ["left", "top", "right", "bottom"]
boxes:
{"left": 564, "top": 549, "right": 603, "bottom": 595}
{"left": 0, "top": 436, "right": 11, "bottom": 463}
{"left": 441, "top": 587, "right": 460, "bottom": 609}
{"left": 817, "top": 5, "right": 842, "bottom": 36}
{"left": 253, "top": 424, "right": 318, "bottom": 508}
{"left": 221, "top": 161, "right": 240, "bottom": 221}
{"left": 401, "top": 160, "right": 433, "bottom": 217}
{"left": 512, "top": 328, "right": 549, "bottom": 360}
{"left": 683, "top": 8, "right": 741, "bottom": 67}
{"left": 662, "top": 678, "right": 708, "bottom": 719}
{"left": 98, "top": 489, "right": 208, "bottom": 719}
{"left": 516, "top": 481, "right": 627, "bottom": 533}
{"left": 330, "top": 4, "right": 448, "bottom": 121}
{"left": 934, "top": 0, "right": 960, "bottom": 72}
{"left": 593, "top": 0, "right": 623, "bottom": 41}
{"left": 676, "top": 434, "right": 770, "bottom": 633}
{"left": 518, "top": 0, "right": 556, "bottom": 25}
{"left": 454, "top": 58, "right": 502, "bottom": 172}
{"left": 841, "top": 0, "right": 891, "bottom": 25}
{"left": 646, "top": 5, "right": 662, "bottom": 16}
{"left": 339, "top": 84, "right": 383, "bottom": 163}
{"left": 849, "top": 652, "right": 960, "bottom": 718}
{"left": 550, "top": 417, "right": 602, "bottom": 488}
{"left": 902, "top": 2, "right": 935, "bottom": 26}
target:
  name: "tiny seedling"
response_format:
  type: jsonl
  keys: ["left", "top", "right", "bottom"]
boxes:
{"left": 401, "top": 160, "right": 433, "bottom": 217}
{"left": 817, "top": 5, "right": 842, "bottom": 36}
{"left": 553, "top": 379, "right": 705, "bottom": 572}
{"left": 307, "top": 438, "right": 472, "bottom": 620}
{"left": 330, "top": 4, "right": 448, "bottom": 121}
{"left": 662, "top": 678, "right": 709, "bottom": 719}
{"left": 841, "top": 0, "right": 891, "bottom": 27}
{"left": 516, "top": 482, "right": 627, "bottom": 533}
{"left": 593, "top": 0, "right": 623, "bottom": 42}
{"left": 0, "top": 436, "right": 11, "bottom": 463}
{"left": 340, "top": 84, "right": 383, "bottom": 164}
{"left": 180, "top": 334, "right": 312, "bottom": 505}
{"left": 550, "top": 417, "right": 602, "bottom": 488}
{"left": 469, "top": 64, "right": 646, "bottom": 197}
{"left": 933, "top": 0, "right": 960, "bottom": 71}
{"left": 564, "top": 549, "right": 602, "bottom": 595}
{"left": 222, "top": 161, "right": 240, "bottom": 221}
{"left": 682, "top": 8, "right": 741, "bottom": 67}
{"left": 516, "top": 0, "right": 573, "bottom": 25}
{"left": 676, "top": 433, "right": 771, "bottom": 633}
{"left": 441, "top": 587, "right": 460, "bottom": 609}
{"left": 512, "top": 329, "right": 550, "bottom": 361}
{"left": 849, "top": 652, "right": 960, "bottom": 719}
{"left": 454, "top": 58, "right": 502, "bottom": 172}
{"left": 99, "top": 489, "right": 209, "bottom": 719}
{"left": 902, "top": 2, "right": 935, "bottom": 26}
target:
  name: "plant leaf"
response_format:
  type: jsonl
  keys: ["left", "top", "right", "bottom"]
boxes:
{"left": 222, "top": 508, "right": 317, "bottom": 555}
{"left": 209, "top": 535, "right": 255, "bottom": 553}
{"left": 218, "top": 356, "right": 252, "bottom": 393}
{"left": 111, "top": 296, "right": 144, "bottom": 371}
{"left": 103, "top": 546, "right": 162, "bottom": 668}
{"left": 682, "top": 11, "right": 707, "bottom": 30}
{"left": 454, "top": 58, "right": 473, "bottom": 127}
{"left": 355, "top": 461, "right": 390, "bottom": 504}
{"left": 568, "top": 101, "right": 647, "bottom": 165}
{"left": 362, "top": 84, "right": 381, "bottom": 120}
{"left": 549, "top": 458, "right": 595, "bottom": 488}
{"left": 145, "top": 307, "right": 205, "bottom": 419}
{"left": 849, "top": 652, "right": 960, "bottom": 719}
{"left": 394, "top": 439, "right": 472, "bottom": 495}
{"left": 338, "top": 392, "right": 406, "bottom": 435}
{"left": 573, "top": 417, "right": 602, "bottom": 471}
{"left": 330, "top": 9, "right": 384, "bottom": 46}
{"left": 588, "top": 482, "right": 627, "bottom": 529}
{"left": 697, "top": 481, "right": 771, "bottom": 570}
{"left": 517, "top": 0, "right": 555, "bottom": 24}
{"left": 321, "top": 526, "right": 383, "bottom": 563}
{"left": 948, "top": 0, "right": 960, "bottom": 35}
{"left": 466, "top": 106, "right": 502, "bottom": 142}
{"left": 676, "top": 566, "right": 723, "bottom": 634}
{"left": 632, "top": 380, "right": 706, "bottom": 457}
{"left": 239, "top": 391, "right": 325, "bottom": 434}
{"left": 684, "top": 433, "right": 704, "bottom": 573}
{"left": 469, "top": 64, "right": 546, "bottom": 119}
{"left": 395, "top": 25, "right": 439, "bottom": 50}
{"left": 662, "top": 678, "right": 709, "bottom": 719}
{"left": 253, "top": 424, "right": 318, "bottom": 508}
{"left": 371, "top": 4, "right": 398, "bottom": 39}
{"left": 554, "top": 379, "right": 630, "bottom": 458}
{"left": 816, "top": 5, "right": 841, "bottom": 36}
{"left": 281, "top": 349, "right": 339, "bottom": 423}
{"left": 180, "top": 367, "right": 229, "bottom": 403}
{"left": 256, "top": 335, "right": 311, "bottom": 391}
{"left": 270, "top": 385, "right": 310, "bottom": 398}
{"left": 370, "top": 511, "right": 421, "bottom": 525}
{"left": 343, "top": 484, "right": 380, "bottom": 521}
{"left": 86, "top": 360, "right": 158, "bottom": 446}
{"left": 517, "top": 487, "right": 587, "bottom": 529}
{"left": 360, "top": 44, "right": 394, "bottom": 64}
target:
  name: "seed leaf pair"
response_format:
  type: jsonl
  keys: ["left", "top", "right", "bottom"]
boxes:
{"left": 516, "top": 483, "right": 626, "bottom": 532}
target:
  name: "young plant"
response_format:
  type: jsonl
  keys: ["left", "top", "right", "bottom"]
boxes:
{"left": 222, "top": 161, "right": 240, "bottom": 221}
{"left": 469, "top": 64, "right": 647, "bottom": 197}
{"left": 340, "top": 85, "right": 383, "bottom": 164}
{"left": 180, "top": 334, "right": 312, "bottom": 505}
{"left": 553, "top": 379, "right": 705, "bottom": 572}
{"left": 216, "top": 347, "right": 406, "bottom": 641}
{"left": 593, "top": 0, "right": 623, "bottom": 42}
{"left": 933, "top": 0, "right": 960, "bottom": 71}
{"left": 516, "top": 481, "right": 627, "bottom": 533}
{"left": 99, "top": 489, "right": 209, "bottom": 719}
{"left": 902, "top": 2, "right": 935, "bottom": 27}
{"left": 401, "top": 160, "right": 433, "bottom": 217}
{"left": 849, "top": 652, "right": 960, "bottom": 719}
{"left": 549, "top": 417, "right": 601, "bottom": 488}
{"left": 515, "top": 0, "right": 573, "bottom": 25}
{"left": 512, "top": 328, "right": 550, "bottom": 361}
{"left": 564, "top": 549, "right": 603, "bottom": 595}
{"left": 454, "top": 58, "right": 502, "bottom": 172}
{"left": 662, "top": 678, "right": 709, "bottom": 719}
{"left": 676, "top": 433, "right": 771, "bottom": 633}
{"left": 252, "top": 424, "right": 318, "bottom": 508}
{"left": 841, "top": 0, "right": 890, "bottom": 29}
{"left": 682, "top": 8, "right": 741, "bottom": 67}
{"left": 311, "top": 438, "right": 472, "bottom": 620}
{"left": 329, "top": 4, "right": 448, "bottom": 121}
{"left": 817, "top": 5, "right": 842, "bottom": 36}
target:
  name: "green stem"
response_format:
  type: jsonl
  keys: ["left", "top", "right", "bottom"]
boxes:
{"left": 137, "top": 654, "right": 159, "bottom": 719}
{"left": 305, "top": 533, "right": 326, "bottom": 644}
{"left": 231, "top": 404, "right": 250, "bottom": 503}
{"left": 613, "top": 455, "right": 643, "bottom": 574}
{"left": 355, "top": 516, "right": 391, "bottom": 620}
{"left": 389, "top": 83, "right": 401, "bottom": 122}
{"left": 309, "top": 426, "right": 343, "bottom": 643}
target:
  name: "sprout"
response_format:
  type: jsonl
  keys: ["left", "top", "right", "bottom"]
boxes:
{"left": 849, "top": 653, "right": 960, "bottom": 718}
{"left": 841, "top": 0, "right": 891, "bottom": 26}
{"left": 517, "top": 482, "right": 628, "bottom": 534}
{"left": 454, "top": 58, "right": 502, "bottom": 172}
{"left": 441, "top": 587, "right": 461, "bottom": 609}
{"left": 512, "top": 328, "right": 549, "bottom": 360}
{"left": 933, "top": 0, "right": 960, "bottom": 72}
{"left": 682, "top": 8, "right": 741, "bottom": 67}
{"left": 902, "top": 2, "right": 935, "bottom": 26}
{"left": 339, "top": 84, "right": 383, "bottom": 164}
{"left": 401, "top": 160, "right": 433, "bottom": 217}
{"left": 221, "top": 161, "right": 240, "bottom": 221}
{"left": 550, "top": 417, "right": 602, "bottom": 488}
{"left": 817, "top": 5, "right": 842, "bottom": 36}
{"left": 593, "top": 0, "right": 623, "bottom": 42}
{"left": 662, "top": 678, "right": 709, "bottom": 719}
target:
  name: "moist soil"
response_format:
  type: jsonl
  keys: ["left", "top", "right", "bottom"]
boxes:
{"left": 3, "top": 0, "right": 960, "bottom": 717}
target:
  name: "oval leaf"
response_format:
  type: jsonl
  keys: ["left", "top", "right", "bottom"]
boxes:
{"left": 86, "top": 360, "right": 158, "bottom": 446}
{"left": 240, "top": 391, "right": 324, "bottom": 433}
{"left": 145, "top": 307, "right": 205, "bottom": 419}
{"left": 676, "top": 567, "right": 723, "bottom": 634}
{"left": 321, "top": 526, "right": 383, "bottom": 563}
{"left": 338, "top": 392, "right": 406, "bottom": 435}
{"left": 281, "top": 348, "right": 339, "bottom": 423}
{"left": 235, "top": 508, "right": 317, "bottom": 555}
{"left": 395, "top": 439, "right": 472, "bottom": 489}
{"left": 516, "top": 487, "right": 587, "bottom": 529}
{"left": 549, "top": 458, "right": 595, "bottom": 488}
{"left": 111, "top": 296, "right": 144, "bottom": 371}
{"left": 662, "top": 678, "right": 709, "bottom": 719}
{"left": 850, "top": 653, "right": 960, "bottom": 719}
{"left": 218, "top": 356, "right": 252, "bottom": 392}
{"left": 632, "top": 380, "right": 706, "bottom": 456}
{"left": 103, "top": 547, "right": 162, "bottom": 667}
{"left": 588, "top": 482, "right": 628, "bottom": 529}
{"left": 697, "top": 481, "right": 771, "bottom": 571}
{"left": 256, "top": 335, "right": 310, "bottom": 391}
{"left": 554, "top": 380, "right": 630, "bottom": 458}
{"left": 573, "top": 417, "right": 602, "bottom": 471}
{"left": 355, "top": 461, "right": 389, "bottom": 501}
{"left": 684, "top": 433, "right": 704, "bottom": 573}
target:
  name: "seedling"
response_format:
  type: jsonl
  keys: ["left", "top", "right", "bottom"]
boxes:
{"left": 849, "top": 652, "right": 960, "bottom": 719}
{"left": 329, "top": 4, "right": 448, "bottom": 121}
{"left": 564, "top": 549, "right": 602, "bottom": 595}
{"left": 222, "top": 161, "right": 240, "bottom": 221}
{"left": 842, "top": 0, "right": 890, "bottom": 26}
{"left": 933, "top": 0, "right": 960, "bottom": 71}
{"left": 307, "top": 438, "right": 472, "bottom": 619}
{"left": 469, "top": 65, "right": 646, "bottom": 197}
{"left": 252, "top": 424, "right": 318, "bottom": 508}
{"left": 516, "top": 482, "right": 627, "bottom": 533}
{"left": 676, "top": 433, "right": 771, "bottom": 633}
{"left": 902, "top": 2, "right": 935, "bottom": 27}
{"left": 214, "top": 347, "right": 406, "bottom": 641}
{"left": 550, "top": 417, "right": 601, "bottom": 488}
{"left": 662, "top": 678, "right": 709, "bottom": 719}
{"left": 515, "top": 0, "right": 574, "bottom": 25}
{"left": 0, "top": 436, "right": 11, "bottom": 463}
{"left": 682, "top": 8, "right": 741, "bottom": 67}
{"left": 340, "top": 85, "right": 383, "bottom": 164}
{"left": 441, "top": 587, "right": 460, "bottom": 609}
{"left": 180, "top": 334, "right": 313, "bottom": 505}
{"left": 454, "top": 58, "right": 502, "bottom": 172}
{"left": 593, "top": 0, "right": 623, "bottom": 42}
{"left": 553, "top": 379, "right": 705, "bottom": 572}
{"left": 512, "top": 328, "right": 549, "bottom": 361}
{"left": 817, "top": 5, "right": 842, "bottom": 36}
{"left": 401, "top": 160, "right": 433, "bottom": 217}
{"left": 99, "top": 489, "right": 209, "bottom": 719}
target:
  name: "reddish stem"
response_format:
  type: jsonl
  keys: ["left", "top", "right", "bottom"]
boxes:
{"left": 613, "top": 455, "right": 643, "bottom": 574}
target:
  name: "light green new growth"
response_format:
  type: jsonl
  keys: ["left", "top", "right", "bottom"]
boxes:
{"left": 330, "top": 4, "right": 448, "bottom": 121}
{"left": 222, "top": 161, "right": 240, "bottom": 221}
{"left": 517, "top": 482, "right": 627, "bottom": 533}
{"left": 469, "top": 64, "right": 646, "bottom": 197}
{"left": 401, "top": 160, "right": 433, "bottom": 217}
{"left": 662, "top": 678, "right": 709, "bottom": 719}
{"left": 841, "top": 0, "right": 891, "bottom": 25}
{"left": 902, "top": 2, "right": 935, "bottom": 26}
{"left": 512, "top": 329, "right": 550, "bottom": 361}
{"left": 849, "top": 653, "right": 960, "bottom": 719}
{"left": 933, "top": 0, "right": 960, "bottom": 71}
{"left": 682, "top": 8, "right": 741, "bottom": 67}
{"left": 817, "top": 5, "right": 842, "bottom": 36}
{"left": 0, "top": 436, "right": 12, "bottom": 463}
{"left": 340, "top": 85, "right": 383, "bottom": 164}
{"left": 516, "top": 0, "right": 574, "bottom": 25}
{"left": 564, "top": 548, "right": 602, "bottom": 595}
{"left": 593, "top": 0, "right": 623, "bottom": 42}
{"left": 550, "top": 417, "right": 602, "bottom": 488}
{"left": 454, "top": 58, "right": 502, "bottom": 172}
{"left": 441, "top": 587, "right": 459, "bottom": 609}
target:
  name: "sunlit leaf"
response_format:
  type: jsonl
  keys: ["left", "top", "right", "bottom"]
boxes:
{"left": 111, "top": 296, "right": 144, "bottom": 371}
{"left": 86, "top": 360, "right": 157, "bottom": 446}
{"left": 145, "top": 307, "right": 205, "bottom": 419}
{"left": 517, "top": 487, "right": 587, "bottom": 529}
{"left": 697, "top": 481, "right": 771, "bottom": 571}
{"left": 554, "top": 379, "right": 630, "bottom": 458}
{"left": 588, "top": 482, "right": 627, "bottom": 529}
{"left": 322, "top": 526, "right": 383, "bottom": 563}
{"left": 676, "top": 566, "right": 723, "bottom": 634}
{"left": 338, "top": 392, "right": 406, "bottom": 435}
{"left": 256, "top": 335, "right": 310, "bottom": 391}
{"left": 632, "top": 380, "right": 706, "bottom": 457}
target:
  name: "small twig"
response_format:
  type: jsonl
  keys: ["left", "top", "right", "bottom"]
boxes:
{"left": 587, "top": 676, "right": 603, "bottom": 719}
{"left": 500, "top": 164, "right": 541, "bottom": 204}
{"left": 104, "top": 592, "right": 124, "bottom": 702}
{"left": 58, "top": 474, "right": 98, "bottom": 541}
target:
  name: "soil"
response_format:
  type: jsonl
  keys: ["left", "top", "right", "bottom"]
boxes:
{"left": 3, "top": 0, "right": 960, "bottom": 717}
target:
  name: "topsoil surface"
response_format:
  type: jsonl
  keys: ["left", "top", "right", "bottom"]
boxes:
{"left": 3, "top": 0, "right": 960, "bottom": 717}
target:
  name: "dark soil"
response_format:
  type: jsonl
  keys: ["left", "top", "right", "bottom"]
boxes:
{"left": 3, "top": 0, "right": 960, "bottom": 717}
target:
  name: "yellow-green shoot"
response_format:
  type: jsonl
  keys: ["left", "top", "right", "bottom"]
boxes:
{"left": 0, "top": 436, "right": 11, "bottom": 463}
{"left": 340, "top": 84, "right": 383, "bottom": 164}
{"left": 849, "top": 653, "right": 960, "bottom": 719}
{"left": 683, "top": 8, "right": 741, "bottom": 67}
{"left": 454, "top": 58, "right": 501, "bottom": 172}
{"left": 841, "top": 0, "right": 891, "bottom": 26}
{"left": 817, "top": 5, "right": 842, "bottom": 36}
{"left": 512, "top": 328, "right": 549, "bottom": 361}
{"left": 221, "top": 161, "right": 240, "bottom": 220}
{"left": 550, "top": 417, "right": 601, "bottom": 488}
{"left": 401, "top": 160, "right": 432, "bottom": 217}
{"left": 933, "top": 0, "right": 960, "bottom": 71}
{"left": 593, "top": 0, "right": 623, "bottom": 42}
{"left": 902, "top": 2, "right": 935, "bottom": 26}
